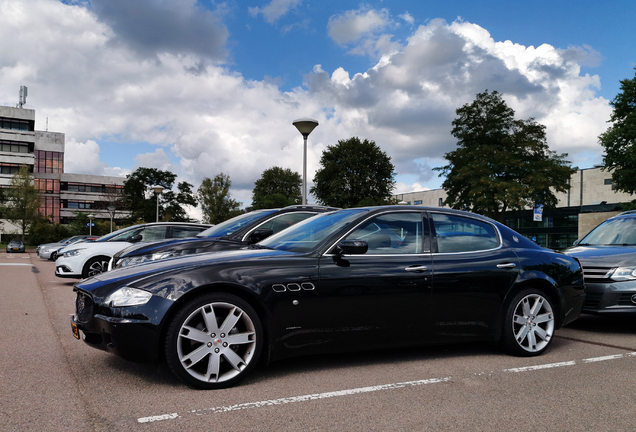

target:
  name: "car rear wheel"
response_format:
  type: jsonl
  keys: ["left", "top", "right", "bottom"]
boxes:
{"left": 82, "top": 256, "right": 111, "bottom": 279}
{"left": 501, "top": 288, "right": 555, "bottom": 356}
{"left": 165, "top": 292, "right": 262, "bottom": 389}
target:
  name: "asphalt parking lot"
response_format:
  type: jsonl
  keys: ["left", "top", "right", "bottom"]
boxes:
{"left": 2, "top": 252, "right": 636, "bottom": 431}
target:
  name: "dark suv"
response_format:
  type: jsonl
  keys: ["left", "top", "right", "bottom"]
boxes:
{"left": 109, "top": 205, "right": 338, "bottom": 270}
{"left": 564, "top": 211, "right": 636, "bottom": 314}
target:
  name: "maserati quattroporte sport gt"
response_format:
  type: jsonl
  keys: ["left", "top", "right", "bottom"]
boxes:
{"left": 71, "top": 206, "right": 585, "bottom": 389}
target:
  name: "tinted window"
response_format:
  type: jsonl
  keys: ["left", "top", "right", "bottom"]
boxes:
{"left": 345, "top": 212, "right": 423, "bottom": 254}
{"left": 254, "top": 212, "right": 316, "bottom": 235}
{"left": 432, "top": 213, "right": 499, "bottom": 253}
{"left": 197, "top": 210, "right": 278, "bottom": 238}
{"left": 138, "top": 226, "right": 168, "bottom": 242}
{"left": 171, "top": 226, "right": 206, "bottom": 239}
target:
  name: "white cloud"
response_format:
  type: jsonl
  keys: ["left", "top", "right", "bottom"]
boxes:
{"left": 399, "top": 12, "right": 414, "bottom": 25}
{"left": 0, "top": 1, "right": 612, "bottom": 205}
{"left": 249, "top": 0, "right": 302, "bottom": 24}
{"left": 328, "top": 8, "right": 392, "bottom": 45}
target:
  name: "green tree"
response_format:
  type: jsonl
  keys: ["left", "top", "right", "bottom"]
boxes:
{"left": 311, "top": 137, "right": 396, "bottom": 208}
{"left": 435, "top": 90, "right": 576, "bottom": 221}
{"left": 198, "top": 173, "right": 242, "bottom": 224}
{"left": 252, "top": 167, "right": 301, "bottom": 209}
{"left": 122, "top": 167, "right": 197, "bottom": 223}
{"left": 4, "top": 165, "right": 42, "bottom": 240}
{"left": 600, "top": 68, "right": 636, "bottom": 193}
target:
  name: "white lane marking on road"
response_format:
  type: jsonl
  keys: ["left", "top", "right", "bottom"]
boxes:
{"left": 136, "top": 352, "right": 636, "bottom": 424}
{"left": 0, "top": 263, "right": 32, "bottom": 266}
{"left": 137, "top": 377, "right": 451, "bottom": 423}
{"left": 502, "top": 361, "right": 576, "bottom": 373}
{"left": 583, "top": 352, "right": 636, "bottom": 363}
{"left": 138, "top": 413, "right": 179, "bottom": 423}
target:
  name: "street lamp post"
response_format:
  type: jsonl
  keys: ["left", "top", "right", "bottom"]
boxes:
{"left": 151, "top": 185, "right": 165, "bottom": 222}
{"left": 88, "top": 213, "right": 95, "bottom": 236}
{"left": 107, "top": 205, "right": 115, "bottom": 233}
{"left": 292, "top": 118, "right": 319, "bottom": 205}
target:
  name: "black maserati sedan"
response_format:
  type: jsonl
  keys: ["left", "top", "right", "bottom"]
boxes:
{"left": 71, "top": 206, "right": 585, "bottom": 389}
{"left": 108, "top": 205, "right": 337, "bottom": 270}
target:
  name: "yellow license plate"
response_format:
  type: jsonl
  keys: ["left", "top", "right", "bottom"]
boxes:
{"left": 71, "top": 320, "right": 80, "bottom": 339}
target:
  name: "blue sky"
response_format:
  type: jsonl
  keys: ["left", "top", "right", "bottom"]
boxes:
{"left": 1, "top": 0, "right": 635, "bottom": 212}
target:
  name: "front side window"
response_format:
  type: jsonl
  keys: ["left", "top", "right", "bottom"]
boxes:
{"left": 344, "top": 212, "right": 423, "bottom": 254}
{"left": 171, "top": 226, "right": 207, "bottom": 238}
{"left": 197, "top": 209, "right": 278, "bottom": 238}
{"left": 432, "top": 213, "right": 499, "bottom": 253}
{"left": 253, "top": 212, "right": 316, "bottom": 236}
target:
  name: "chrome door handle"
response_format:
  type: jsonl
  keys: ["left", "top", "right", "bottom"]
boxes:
{"left": 405, "top": 265, "right": 429, "bottom": 272}
{"left": 497, "top": 263, "right": 517, "bottom": 269}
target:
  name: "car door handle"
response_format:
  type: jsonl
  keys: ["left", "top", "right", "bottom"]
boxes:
{"left": 497, "top": 263, "right": 517, "bottom": 269}
{"left": 405, "top": 265, "right": 429, "bottom": 272}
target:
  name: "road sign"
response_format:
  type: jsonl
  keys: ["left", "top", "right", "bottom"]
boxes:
{"left": 86, "top": 223, "right": 95, "bottom": 227}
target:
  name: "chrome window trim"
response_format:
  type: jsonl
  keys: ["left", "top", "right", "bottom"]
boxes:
{"left": 322, "top": 209, "right": 427, "bottom": 257}
{"left": 241, "top": 211, "right": 318, "bottom": 242}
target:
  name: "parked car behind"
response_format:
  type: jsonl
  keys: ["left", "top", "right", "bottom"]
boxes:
{"left": 72, "top": 206, "right": 585, "bottom": 389}
{"left": 37, "top": 235, "right": 95, "bottom": 260}
{"left": 6, "top": 239, "right": 25, "bottom": 253}
{"left": 109, "top": 205, "right": 337, "bottom": 270}
{"left": 56, "top": 222, "right": 212, "bottom": 279}
{"left": 564, "top": 210, "right": 636, "bottom": 314}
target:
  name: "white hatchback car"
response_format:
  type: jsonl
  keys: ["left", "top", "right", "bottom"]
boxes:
{"left": 55, "top": 222, "right": 211, "bottom": 279}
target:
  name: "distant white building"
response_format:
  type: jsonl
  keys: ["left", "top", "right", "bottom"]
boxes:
{"left": 392, "top": 167, "right": 634, "bottom": 249}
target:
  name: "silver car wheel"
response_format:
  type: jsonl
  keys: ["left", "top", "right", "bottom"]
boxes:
{"left": 84, "top": 258, "right": 110, "bottom": 278}
{"left": 176, "top": 301, "right": 257, "bottom": 384}
{"left": 511, "top": 293, "right": 554, "bottom": 353}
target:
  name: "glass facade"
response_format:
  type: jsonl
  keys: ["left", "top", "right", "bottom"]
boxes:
{"left": 0, "top": 117, "right": 34, "bottom": 131}
{"left": 0, "top": 163, "right": 33, "bottom": 174}
{"left": 0, "top": 140, "right": 33, "bottom": 154}
{"left": 503, "top": 209, "right": 579, "bottom": 250}
{"left": 34, "top": 150, "right": 63, "bottom": 174}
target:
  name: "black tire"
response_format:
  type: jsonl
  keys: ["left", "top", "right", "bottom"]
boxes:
{"left": 501, "top": 288, "right": 556, "bottom": 357}
{"left": 49, "top": 251, "right": 57, "bottom": 261}
{"left": 165, "top": 292, "right": 263, "bottom": 389}
{"left": 82, "top": 256, "right": 111, "bottom": 279}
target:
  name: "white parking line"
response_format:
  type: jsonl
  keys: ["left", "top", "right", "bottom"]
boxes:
{"left": 0, "top": 263, "right": 32, "bottom": 266}
{"left": 503, "top": 361, "right": 576, "bottom": 373}
{"left": 137, "top": 352, "right": 636, "bottom": 424}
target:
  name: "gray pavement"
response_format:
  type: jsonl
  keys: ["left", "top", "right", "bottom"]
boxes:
{"left": 2, "top": 252, "right": 636, "bottom": 431}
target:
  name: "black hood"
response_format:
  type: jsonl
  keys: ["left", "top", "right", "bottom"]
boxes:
{"left": 115, "top": 236, "right": 226, "bottom": 259}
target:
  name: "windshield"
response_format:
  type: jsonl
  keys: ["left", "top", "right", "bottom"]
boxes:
{"left": 580, "top": 217, "right": 636, "bottom": 246}
{"left": 259, "top": 209, "right": 368, "bottom": 253}
{"left": 197, "top": 209, "right": 278, "bottom": 238}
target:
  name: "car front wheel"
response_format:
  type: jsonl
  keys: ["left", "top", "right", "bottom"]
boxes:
{"left": 82, "top": 256, "right": 111, "bottom": 279}
{"left": 501, "top": 288, "right": 555, "bottom": 356}
{"left": 165, "top": 292, "right": 263, "bottom": 389}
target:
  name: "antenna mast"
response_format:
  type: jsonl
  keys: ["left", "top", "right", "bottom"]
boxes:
{"left": 17, "top": 86, "right": 28, "bottom": 108}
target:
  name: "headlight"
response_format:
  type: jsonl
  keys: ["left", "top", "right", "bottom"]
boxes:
{"left": 116, "top": 251, "right": 178, "bottom": 268}
{"left": 63, "top": 249, "right": 84, "bottom": 258}
{"left": 104, "top": 287, "right": 152, "bottom": 307}
{"left": 608, "top": 267, "right": 636, "bottom": 281}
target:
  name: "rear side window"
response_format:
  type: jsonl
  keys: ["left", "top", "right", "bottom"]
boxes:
{"left": 432, "top": 213, "right": 499, "bottom": 253}
{"left": 254, "top": 212, "right": 317, "bottom": 235}
{"left": 345, "top": 212, "right": 423, "bottom": 254}
{"left": 171, "top": 226, "right": 207, "bottom": 239}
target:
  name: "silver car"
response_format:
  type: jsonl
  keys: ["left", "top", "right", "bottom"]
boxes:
{"left": 37, "top": 235, "right": 93, "bottom": 260}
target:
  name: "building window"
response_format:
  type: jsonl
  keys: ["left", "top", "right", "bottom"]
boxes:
{"left": 414, "top": 200, "right": 422, "bottom": 205}
{"left": 0, "top": 117, "right": 34, "bottom": 131}
{"left": 438, "top": 198, "right": 444, "bottom": 207}
{"left": 34, "top": 150, "right": 63, "bottom": 174}
{"left": 39, "top": 196, "right": 60, "bottom": 223}
{"left": 0, "top": 163, "right": 32, "bottom": 174}
{"left": 34, "top": 179, "right": 60, "bottom": 194}
{"left": 604, "top": 179, "right": 612, "bottom": 185}
{"left": 0, "top": 140, "right": 32, "bottom": 154}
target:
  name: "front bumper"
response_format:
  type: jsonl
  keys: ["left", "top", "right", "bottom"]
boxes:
{"left": 55, "top": 256, "right": 82, "bottom": 278}
{"left": 583, "top": 280, "right": 636, "bottom": 314}
{"left": 72, "top": 290, "right": 175, "bottom": 363}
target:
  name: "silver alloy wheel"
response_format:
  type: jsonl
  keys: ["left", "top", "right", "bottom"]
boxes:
{"left": 176, "top": 301, "right": 257, "bottom": 384}
{"left": 86, "top": 260, "right": 109, "bottom": 277}
{"left": 511, "top": 293, "right": 554, "bottom": 353}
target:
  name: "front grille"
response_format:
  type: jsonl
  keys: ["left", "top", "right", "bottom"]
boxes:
{"left": 582, "top": 266, "right": 613, "bottom": 284}
{"left": 75, "top": 291, "right": 94, "bottom": 323}
{"left": 584, "top": 291, "right": 604, "bottom": 309}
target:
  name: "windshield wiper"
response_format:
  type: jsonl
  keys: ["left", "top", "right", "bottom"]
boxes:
{"left": 249, "top": 244, "right": 273, "bottom": 250}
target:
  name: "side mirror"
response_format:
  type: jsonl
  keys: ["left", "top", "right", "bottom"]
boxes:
{"left": 573, "top": 239, "right": 581, "bottom": 246}
{"left": 130, "top": 234, "right": 143, "bottom": 243}
{"left": 336, "top": 239, "right": 368, "bottom": 255}
{"left": 248, "top": 228, "right": 274, "bottom": 244}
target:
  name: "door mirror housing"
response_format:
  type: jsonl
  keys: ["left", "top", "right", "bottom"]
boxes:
{"left": 130, "top": 234, "right": 143, "bottom": 243}
{"left": 336, "top": 239, "right": 368, "bottom": 255}
{"left": 248, "top": 228, "right": 274, "bottom": 244}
